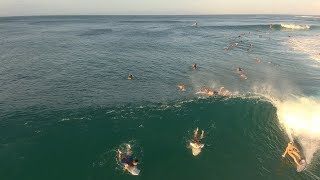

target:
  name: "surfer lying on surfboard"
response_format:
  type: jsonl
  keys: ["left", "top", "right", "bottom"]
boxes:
{"left": 282, "top": 142, "right": 302, "bottom": 166}
{"left": 177, "top": 84, "right": 186, "bottom": 91}
{"left": 192, "top": 127, "right": 204, "bottom": 148}
{"left": 199, "top": 86, "right": 229, "bottom": 96}
{"left": 118, "top": 149, "right": 139, "bottom": 170}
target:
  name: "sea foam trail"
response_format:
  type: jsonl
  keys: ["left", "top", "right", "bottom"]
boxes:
{"left": 286, "top": 36, "right": 320, "bottom": 63}
{"left": 275, "top": 97, "right": 320, "bottom": 164}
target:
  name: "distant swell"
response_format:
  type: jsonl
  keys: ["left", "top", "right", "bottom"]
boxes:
{"left": 79, "top": 28, "right": 112, "bottom": 36}
{"left": 199, "top": 23, "right": 313, "bottom": 31}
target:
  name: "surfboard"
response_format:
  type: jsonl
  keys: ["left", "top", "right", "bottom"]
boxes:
{"left": 240, "top": 74, "right": 248, "bottom": 79}
{"left": 126, "top": 165, "right": 140, "bottom": 175}
{"left": 297, "top": 159, "right": 306, "bottom": 172}
{"left": 195, "top": 91, "right": 206, "bottom": 94}
{"left": 190, "top": 142, "right": 204, "bottom": 156}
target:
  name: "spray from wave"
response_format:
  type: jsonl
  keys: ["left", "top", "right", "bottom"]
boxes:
{"left": 251, "top": 84, "right": 320, "bottom": 165}
{"left": 275, "top": 97, "right": 320, "bottom": 164}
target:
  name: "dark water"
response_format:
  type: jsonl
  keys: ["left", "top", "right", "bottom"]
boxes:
{"left": 0, "top": 15, "right": 320, "bottom": 180}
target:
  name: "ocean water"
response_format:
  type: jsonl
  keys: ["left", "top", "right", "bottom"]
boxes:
{"left": 0, "top": 15, "right": 320, "bottom": 180}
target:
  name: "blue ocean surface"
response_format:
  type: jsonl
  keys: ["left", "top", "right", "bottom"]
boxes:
{"left": 0, "top": 15, "right": 320, "bottom": 180}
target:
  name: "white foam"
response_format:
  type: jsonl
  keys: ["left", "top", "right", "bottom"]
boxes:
{"left": 281, "top": 23, "right": 310, "bottom": 30}
{"left": 296, "top": 16, "right": 320, "bottom": 19}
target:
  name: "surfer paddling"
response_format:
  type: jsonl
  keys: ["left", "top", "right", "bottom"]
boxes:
{"left": 118, "top": 148, "right": 139, "bottom": 171}
{"left": 199, "top": 86, "right": 228, "bottom": 96}
{"left": 192, "top": 63, "right": 198, "bottom": 70}
{"left": 177, "top": 84, "right": 186, "bottom": 91}
{"left": 192, "top": 127, "right": 204, "bottom": 147}
{"left": 282, "top": 142, "right": 302, "bottom": 166}
{"left": 128, "top": 74, "right": 134, "bottom": 80}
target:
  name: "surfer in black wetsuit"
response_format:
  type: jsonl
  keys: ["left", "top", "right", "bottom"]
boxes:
{"left": 128, "top": 74, "right": 134, "bottom": 80}
{"left": 192, "top": 64, "right": 198, "bottom": 69}
{"left": 118, "top": 150, "right": 139, "bottom": 169}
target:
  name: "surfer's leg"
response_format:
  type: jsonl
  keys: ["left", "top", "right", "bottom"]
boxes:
{"left": 289, "top": 153, "right": 300, "bottom": 165}
{"left": 200, "top": 130, "right": 204, "bottom": 140}
{"left": 292, "top": 151, "right": 302, "bottom": 160}
{"left": 194, "top": 127, "right": 199, "bottom": 139}
{"left": 117, "top": 149, "right": 122, "bottom": 161}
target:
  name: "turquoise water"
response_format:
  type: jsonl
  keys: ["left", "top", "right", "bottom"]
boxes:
{"left": 0, "top": 15, "right": 320, "bottom": 180}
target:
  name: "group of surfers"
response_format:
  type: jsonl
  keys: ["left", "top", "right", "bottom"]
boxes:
{"left": 122, "top": 64, "right": 304, "bottom": 174}
{"left": 118, "top": 127, "right": 304, "bottom": 175}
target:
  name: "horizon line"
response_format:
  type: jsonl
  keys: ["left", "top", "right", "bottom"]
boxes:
{"left": 0, "top": 13, "right": 319, "bottom": 18}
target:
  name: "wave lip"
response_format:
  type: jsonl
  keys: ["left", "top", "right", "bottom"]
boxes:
{"left": 280, "top": 23, "right": 310, "bottom": 30}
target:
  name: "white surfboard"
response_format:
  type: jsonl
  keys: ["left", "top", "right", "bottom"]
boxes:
{"left": 190, "top": 142, "right": 204, "bottom": 156}
{"left": 297, "top": 159, "right": 306, "bottom": 172}
{"left": 126, "top": 166, "right": 140, "bottom": 175}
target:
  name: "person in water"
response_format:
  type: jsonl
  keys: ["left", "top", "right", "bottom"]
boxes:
{"left": 193, "top": 127, "right": 204, "bottom": 148}
{"left": 200, "top": 86, "right": 226, "bottom": 96}
{"left": 118, "top": 149, "right": 139, "bottom": 169}
{"left": 282, "top": 142, "right": 302, "bottom": 166}
{"left": 177, "top": 84, "right": 186, "bottom": 91}
{"left": 128, "top": 74, "right": 134, "bottom": 80}
{"left": 238, "top": 67, "right": 243, "bottom": 72}
{"left": 192, "top": 64, "right": 198, "bottom": 69}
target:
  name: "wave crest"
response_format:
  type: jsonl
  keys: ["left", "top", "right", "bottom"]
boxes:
{"left": 280, "top": 23, "right": 310, "bottom": 30}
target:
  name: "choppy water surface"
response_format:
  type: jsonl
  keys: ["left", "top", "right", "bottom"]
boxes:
{"left": 0, "top": 15, "right": 319, "bottom": 180}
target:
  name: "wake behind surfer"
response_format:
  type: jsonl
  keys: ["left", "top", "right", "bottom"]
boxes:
{"left": 282, "top": 142, "right": 302, "bottom": 166}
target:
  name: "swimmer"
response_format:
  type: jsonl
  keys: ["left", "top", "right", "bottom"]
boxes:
{"left": 231, "top": 42, "right": 239, "bottom": 48}
{"left": 128, "top": 74, "right": 134, "bottom": 80}
{"left": 192, "top": 63, "right": 198, "bottom": 69}
{"left": 217, "top": 86, "right": 226, "bottom": 96}
{"left": 193, "top": 127, "right": 204, "bottom": 148}
{"left": 177, "top": 84, "right": 186, "bottom": 91}
{"left": 282, "top": 142, "right": 302, "bottom": 166}
{"left": 192, "top": 21, "right": 198, "bottom": 27}
{"left": 240, "top": 74, "right": 248, "bottom": 79}
{"left": 238, "top": 67, "right": 243, "bottom": 72}
{"left": 118, "top": 149, "right": 139, "bottom": 170}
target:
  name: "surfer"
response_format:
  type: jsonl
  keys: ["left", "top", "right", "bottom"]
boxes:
{"left": 238, "top": 67, "right": 243, "bottom": 72}
{"left": 128, "top": 74, "right": 134, "bottom": 80}
{"left": 177, "top": 84, "right": 186, "bottom": 91}
{"left": 193, "top": 127, "right": 204, "bottom": 148}
{"left": 199, "top": 86, "right": 227, "bottom": 96}
{"left": 282, "top": 142, "right": 302, "bottom": 166}
{"left": 118, "top": 149, "right": 139, "bottom": 170}
{"left": 192, "top": 63, "right": 198, "bottom": 69}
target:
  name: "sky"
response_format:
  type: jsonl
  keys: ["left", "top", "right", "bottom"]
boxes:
{"left": 0, "top": 0, "right": 319, "bottom": 17}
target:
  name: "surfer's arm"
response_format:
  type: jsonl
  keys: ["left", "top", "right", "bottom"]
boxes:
{"left": 282, "top": 149, "right": 288, "bottom": 157}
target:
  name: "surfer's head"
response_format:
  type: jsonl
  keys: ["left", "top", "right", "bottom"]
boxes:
{"left": 133, "top": 159, "right": 139, "bottom": 166}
